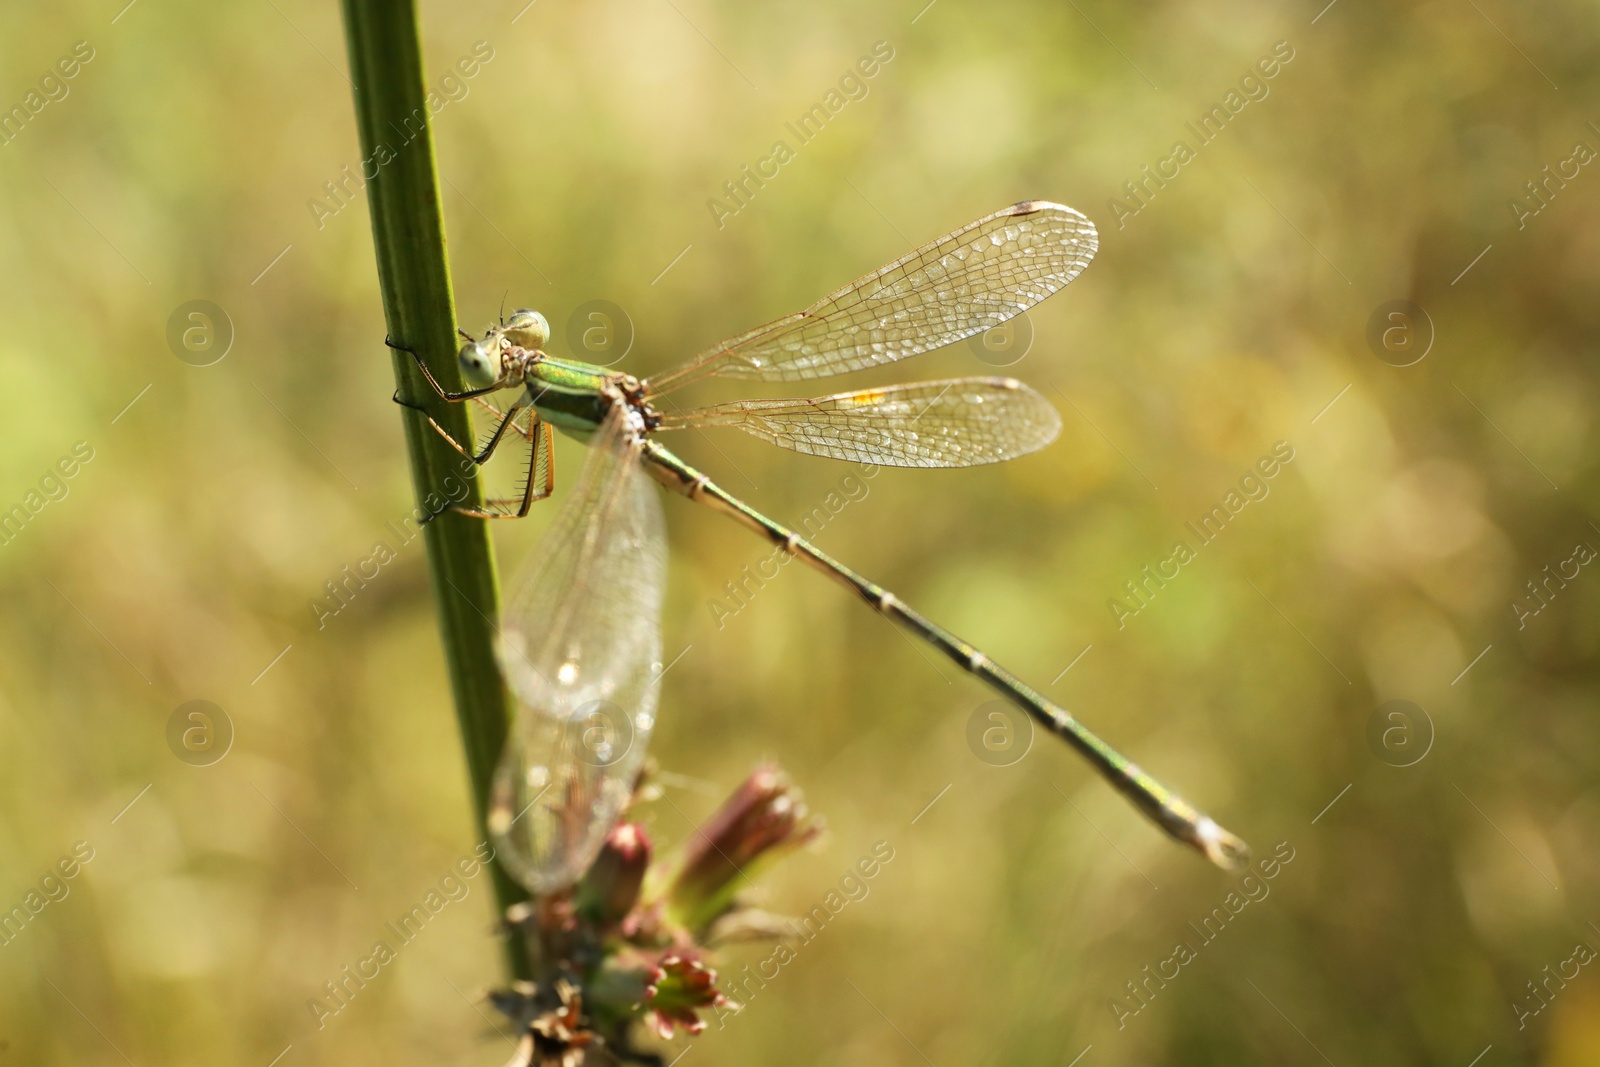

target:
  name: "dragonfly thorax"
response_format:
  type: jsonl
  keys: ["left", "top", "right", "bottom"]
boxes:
{"left": 524, "top": 362, "right": 640, "bottom": 438}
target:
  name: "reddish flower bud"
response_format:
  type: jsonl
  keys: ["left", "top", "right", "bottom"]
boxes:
{"left": 575, "top": 821, "right": 652, "bottom": 928}
{"left": 663, "top": 764, "right": 823, "bottom": 933}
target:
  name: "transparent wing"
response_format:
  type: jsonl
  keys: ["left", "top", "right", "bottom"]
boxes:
{"left": 488, "top": 404, "right": 667, "bottom": 894}
{"left": 656, "top": 378, "right": 1062, "bottom": 468}
{"left": 643, "top": 202, "right": 1097, "bottom": 395}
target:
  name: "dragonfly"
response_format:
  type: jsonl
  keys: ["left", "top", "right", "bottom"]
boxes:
{"left": 392, "top": 201, "right": 1248, "bottom": 893}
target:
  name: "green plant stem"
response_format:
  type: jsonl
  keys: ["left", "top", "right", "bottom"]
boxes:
{"left": 340, "top": 0, "right": 531, "bottom": 981}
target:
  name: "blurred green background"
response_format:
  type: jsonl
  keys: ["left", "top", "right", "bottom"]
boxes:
{"left": 3, "top": 0, "right": 1599, "bottom": 1063}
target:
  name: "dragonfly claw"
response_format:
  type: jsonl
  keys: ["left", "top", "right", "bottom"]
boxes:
{"left": 391, "top": 388, "right": 430, "bottom": 414}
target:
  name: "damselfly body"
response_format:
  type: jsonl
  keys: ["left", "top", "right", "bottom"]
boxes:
{"left": 392, "top": 202, "right": 1248, "bottom": 892}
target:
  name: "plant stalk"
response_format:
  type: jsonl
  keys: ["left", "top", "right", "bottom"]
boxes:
{"left": 340, "top": 0, "right": 531, "bottom": 981}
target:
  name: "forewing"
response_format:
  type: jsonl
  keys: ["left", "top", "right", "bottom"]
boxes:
{"left": 660, "top": 378, "right": 1062, "bottom": 468}
{"left": 489, "top": 406, "right": 667, "bottom": 894}
{"left": 643, "top": 202, "right": 1097, "bottom": 394}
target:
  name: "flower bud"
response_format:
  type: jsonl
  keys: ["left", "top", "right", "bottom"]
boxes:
{"left": 575, "top": 821, "right": 652, "bottom": 928}
{"left": 664, "top": 765, "right": 823, "bottom": 933}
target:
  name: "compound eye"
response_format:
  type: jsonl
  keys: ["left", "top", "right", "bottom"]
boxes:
{"left": 504, "top": 308, "right": 550, "bottom": 350}
{"left": 457, "top": 340, "right": 499, "bottom": 389}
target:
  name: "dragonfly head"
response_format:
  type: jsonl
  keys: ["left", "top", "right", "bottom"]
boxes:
{"left": 458, "top": 309, "right": 550, "bottom": 390}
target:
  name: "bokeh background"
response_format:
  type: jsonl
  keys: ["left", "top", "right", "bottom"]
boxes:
{"left": 3, "top": 0, "right": 1599, "bottom": 1063}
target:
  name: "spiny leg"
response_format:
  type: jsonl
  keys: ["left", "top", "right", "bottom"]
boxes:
{"left": 453, "top": 418, "right": 555, "bottom": 520}
{"left": 639, "top": 440, "right": 1248, "bottom": 870}
{"left": 460, "top": 397, "right": 530, "bottom": 465}
{"left": 392, "top": 380, "right": 532, "bottom": 468}
{"left": 477, "top": 397, "right": 537, "bottom": 441}
{"left": 385, "top": 339, "right": 552, "bottom": 525}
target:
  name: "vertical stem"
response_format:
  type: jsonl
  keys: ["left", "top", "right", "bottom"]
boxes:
{"left": 339, "top": 0, "right": 531, "bottom": 980}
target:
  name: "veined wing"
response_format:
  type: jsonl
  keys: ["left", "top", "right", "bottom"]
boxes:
{"left": 656, "top": 378, "right": 1062, "bottom": 468}
{"left": 643, "top": 202, "right": 1097, "bottom": 395}
{"left": 488, "top": 404, "right": 667, "bottom": 894}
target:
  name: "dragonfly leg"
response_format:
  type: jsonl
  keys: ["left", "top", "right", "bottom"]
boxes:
{"left": 391, "top": 394, "right": 476, "bottom": 461}
{"left": 476, "top": 397, "right": 537, "bottom": 441}
{"left": 460, "top": 398, "right": 528, "bottom": 465}
{"left": 391, "top": 390, "right": 428, "bottom": 414}
{"left": 385, "top": 335, "right": 502, "bottom": 403}
{"left": 392, "top": 387, "right": 531, "bottom": 469}
{"left": 451, "top": 418, "right": 555, "bottom": 520}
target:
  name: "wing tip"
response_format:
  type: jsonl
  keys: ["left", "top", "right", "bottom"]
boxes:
{"left": 1006, "top": 199, "right": 1083, "bottom": 219}
{"left": 1006, "top": 200, "right": 1099, "bottom": 244}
